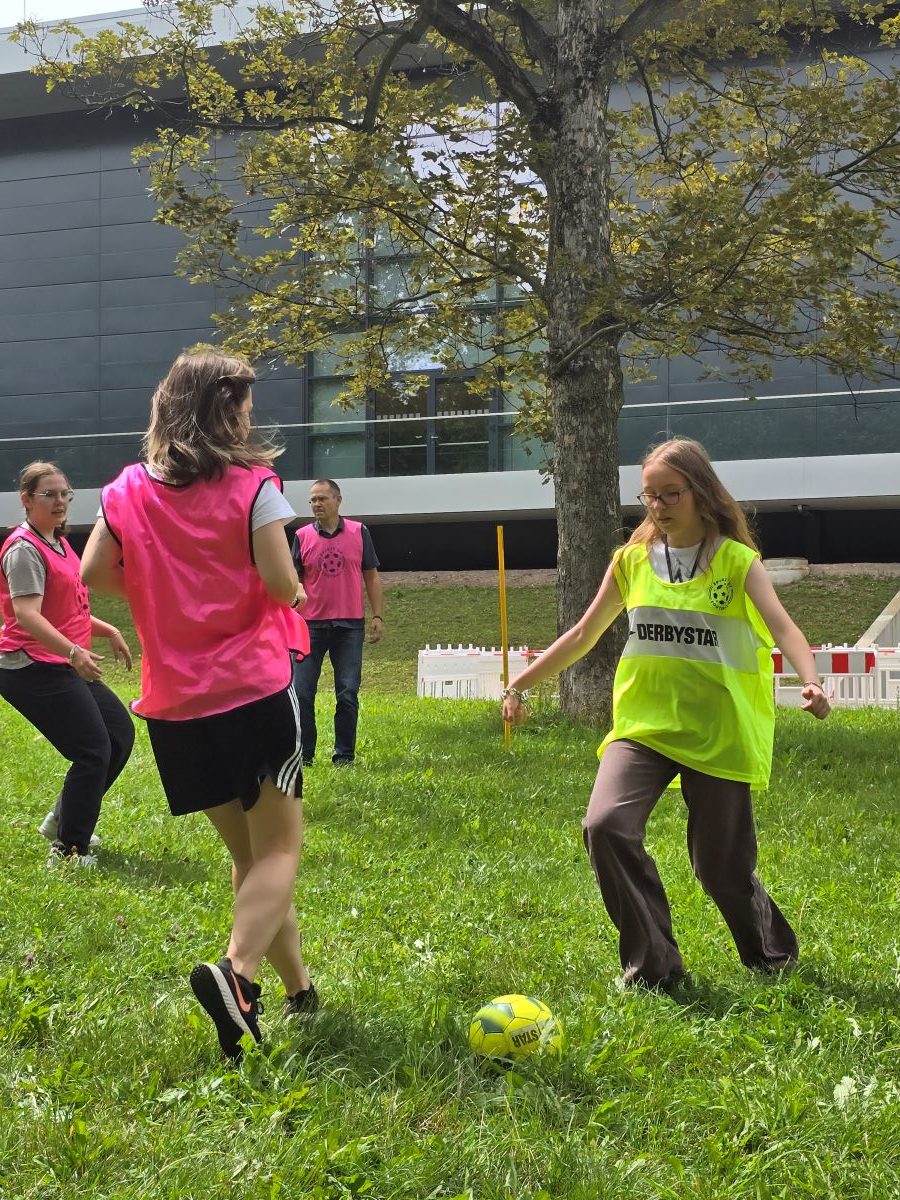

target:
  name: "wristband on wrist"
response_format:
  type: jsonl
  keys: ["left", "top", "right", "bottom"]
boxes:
{"left": 501, "top": 685, "right": 528, "bottom": 704}
{"left": 68, "top": 644, "right": 83, "bottom": 663}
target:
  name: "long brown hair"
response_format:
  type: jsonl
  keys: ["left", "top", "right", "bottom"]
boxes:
{"left": 628, "top": 437, "right": 758, "bottom": 551}
{"left": 19, "top": 460, "right": 70, "bottom": 539}
{"left": 144, "top": 347, "right": 280, "bottom": 483}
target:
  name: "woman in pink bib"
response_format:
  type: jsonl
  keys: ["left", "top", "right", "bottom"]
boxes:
{"left": 0, "top": 462, "right": 135, "bottom": 866}
{"left": 81, "top": 348, "right": 316, "bottom": 1060}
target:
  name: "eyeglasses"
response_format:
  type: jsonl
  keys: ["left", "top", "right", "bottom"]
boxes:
{"left": 637, "top": 486, "right": 692, "bottom": 508}
{"left": 34, "top": 489, "right": 75, "bottom": 502}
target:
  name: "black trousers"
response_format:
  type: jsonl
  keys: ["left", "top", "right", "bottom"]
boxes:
{"left": 583, "top": 739, "right": 798, "bottom": 985}
{"left": 0, "top": 662, "right": 135, "bottom": 854}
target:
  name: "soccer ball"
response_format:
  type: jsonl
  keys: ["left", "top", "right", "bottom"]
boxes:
{"left": 468, "top": 994, "right": 563, "bottom": 1061}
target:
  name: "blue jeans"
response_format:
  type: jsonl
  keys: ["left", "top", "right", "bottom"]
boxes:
{"left": 292, "top": 622, "right": 365, "bottom": 763}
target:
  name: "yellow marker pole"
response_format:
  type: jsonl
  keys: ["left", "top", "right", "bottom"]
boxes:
{"left": 497, "top": 524, "right": 512, "bottom": 749}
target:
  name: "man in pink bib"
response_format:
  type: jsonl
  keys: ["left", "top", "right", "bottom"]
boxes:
{"left": 291, "top": 479, "right": 384, "bottom": 765}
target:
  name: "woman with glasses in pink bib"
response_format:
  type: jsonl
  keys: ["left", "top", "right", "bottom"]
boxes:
{"left": 0, "top": 462, "right": 134, "bottom": 866}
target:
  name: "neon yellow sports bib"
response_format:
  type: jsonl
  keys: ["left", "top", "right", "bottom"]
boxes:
{"left": 599, "top": 538, "right": 775, "bottom": 789}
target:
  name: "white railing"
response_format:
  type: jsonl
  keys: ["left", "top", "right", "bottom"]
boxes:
{"left": 418, "top": 643, "right": 900, "bottom": 709}
{"left": 773, "top": 646, "right": 900, "bottom": 709}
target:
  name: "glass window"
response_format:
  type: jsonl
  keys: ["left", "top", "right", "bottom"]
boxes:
{"left": 434, "top": 378, "right": 490, "bottom": 474}
{"left": 309, "top": 379, "right": 363, "bottom": 426}
{"left": 309, "top": 434, "right": 365, "bottom": 479}
{"left": 373, "top": 384, "right": 429, "bottom": 476}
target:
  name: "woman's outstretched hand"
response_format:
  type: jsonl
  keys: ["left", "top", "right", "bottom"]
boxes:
{"left": 801, "top": 682, "right": 830, "bottom": 719}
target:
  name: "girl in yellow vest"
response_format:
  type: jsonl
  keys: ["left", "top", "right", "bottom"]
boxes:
{"left": 502, "top": 437, "right": 830, "bottom": 989}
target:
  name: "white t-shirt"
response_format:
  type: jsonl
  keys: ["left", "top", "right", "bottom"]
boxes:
{"left": 97, "top": 477, "right": 295, "bottom": 530}
{"left": 647, "top": 537, "right": 723, "bottom": 583}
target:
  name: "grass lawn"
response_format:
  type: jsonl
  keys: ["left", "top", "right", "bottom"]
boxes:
{"left": 1, "top": 577, "right": 898, "bottom": 1198}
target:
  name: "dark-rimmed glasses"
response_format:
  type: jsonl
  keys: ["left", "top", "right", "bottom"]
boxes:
{"left": 637, "top": 486, "right": 692, "bottom": 508}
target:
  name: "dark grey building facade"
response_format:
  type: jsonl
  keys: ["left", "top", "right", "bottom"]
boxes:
{"left": 1, "top": 7, "right": 897, "bottom": 567}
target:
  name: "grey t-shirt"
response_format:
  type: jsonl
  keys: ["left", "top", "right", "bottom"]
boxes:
{"left": 0, "top": 532, "right": 64, "bottom": 670}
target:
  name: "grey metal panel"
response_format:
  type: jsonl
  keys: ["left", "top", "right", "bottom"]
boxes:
{"left": 0, "top": 308, "right": 99, "bottom": 343}
{"left": 816, "top": 398, "right": 900, "bottom": 455}
{"left": 671, "top": 404, "right": 816, "bottom": 460}
{"left": 0, "top": 172, "right": 99, "bottom": 209}
{"left": 0, "top": 226, "right": 100, "bottom": 264}
{"left": 100, "top": 353, "right": 212, "bottom": 391}
{"left": 622, "top": 379, "right": 669, "bottom": 408}
{"left": 618, "top": 415, "right": 672, "bottom": 464}
{"left": 4, "top": 362, "right": 100, "bottom": 397}
{"left": 101, "top": 166, "right": 154, "bottom": 199}
{"left": 0, "top": 390, "right": 99, "bottom": 436}
{"left": 1, "top": 256, "right": 99, "bottom": 288}
{"left": 102, "top": 221, "right": 189, "bottom": 253}
{"left": 253, "top": 376, "right": 304, "bottom": 423}
{"left": 3, "top": 336, "right": 97, "bottom": 369}
{"left": 100, "top": 138, "right": 150, "bottom": 170}
{"left": 102, "top": 275, "right": 214, "bottom": 307}
{"left": 101, "top": 193, "right": 163, "bottom": 225}
{"left": 0, "top": 143, "right": 100, "bottom": 184}
{"left": 99, "top": 387, "right": 153, "bottom": 429}
{"left": 100, "top": 248, "right": 183, "bottom": 280}
{"left": 0, "top": 281, "right": 98, "bottom": 316}
{"left": 100, "top": 300, "right": 218, "bottom": 335}
{"left": 100, "top": 328, "right": 214, "bottom": 364}
{"left": 0, "top": 199, "right": 99, "bottom": 237}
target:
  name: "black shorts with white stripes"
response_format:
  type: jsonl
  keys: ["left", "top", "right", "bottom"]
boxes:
{"left": 145, "top": 685, "right": 303, "bottom": 816}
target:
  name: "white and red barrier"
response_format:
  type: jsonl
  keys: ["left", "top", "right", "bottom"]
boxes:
{"left": 417, "top": 645, "right": 539, "bottom": 700}
{"left": 772, "top": 646, "right": 887, "bottom": 708}
{"left": 418, "top": 643, "right": 900, "bottom": 709}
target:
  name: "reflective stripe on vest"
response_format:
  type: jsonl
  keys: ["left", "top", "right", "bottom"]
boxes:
{"left": 622, "top": 605, "right": 763, "bottom": 673}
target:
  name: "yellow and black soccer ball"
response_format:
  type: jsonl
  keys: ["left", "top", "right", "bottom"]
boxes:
{"left": 468, "top": 994, "right": 563, "bottom": 1061}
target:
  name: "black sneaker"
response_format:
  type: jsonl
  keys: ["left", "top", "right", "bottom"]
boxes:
{"left": 189, "top": 957, "right": 263, "bottom": 1060}
{"left": 284, "top": 981, "right": 319, "bottom": 1017}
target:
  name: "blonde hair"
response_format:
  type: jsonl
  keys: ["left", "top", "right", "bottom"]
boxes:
{"left": 144, "top": 347, "right": 280, "bottom": 484}
{"left": 628, "top": 437, "right": 758, "bottom": 551}
{"left": 18, "top": 460, "right": 70, "bottom": 538}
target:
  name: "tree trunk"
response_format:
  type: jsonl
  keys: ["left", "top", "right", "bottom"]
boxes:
{"left": 542, "top": 1, "right": 625, "bottom": 728}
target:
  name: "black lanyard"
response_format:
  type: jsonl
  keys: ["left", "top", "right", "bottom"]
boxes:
{"left": 664, "top": 538, "right": 704, "bottom": 583}
{"left": 24, "top": 521, "right": 64, "bottom": 555}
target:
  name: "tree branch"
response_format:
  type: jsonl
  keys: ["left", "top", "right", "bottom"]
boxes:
{"left": 616, "top": 0, "right": 704, "bottom": 46}
{"left": 418, "top": 0, "right": 542, "bottom": 118}
{"left": 477, "top": 0, "right": 555, "bottom": 68}
{"left": 362, "top": 13, "right": 432, "bottom": 132}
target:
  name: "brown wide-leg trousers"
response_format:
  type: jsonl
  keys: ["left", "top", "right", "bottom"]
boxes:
{"left": 582, "top": 739, "right": 798, "bottom": 986}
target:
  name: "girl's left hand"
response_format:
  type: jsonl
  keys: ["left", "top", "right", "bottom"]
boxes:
{"left": 107, "top": 628, "right": 133, "bottom": 671}
{"left": 801, "top": 682, "right": 830, "bottom": 719}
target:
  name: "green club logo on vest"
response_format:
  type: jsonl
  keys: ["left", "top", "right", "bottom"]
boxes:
{"left": 707, "top": 577, "right": 734, "bottom": 610}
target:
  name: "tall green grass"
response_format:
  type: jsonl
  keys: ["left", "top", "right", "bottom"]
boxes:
{"left": 0, "top": 689, "right": 898, "bottom": 1198}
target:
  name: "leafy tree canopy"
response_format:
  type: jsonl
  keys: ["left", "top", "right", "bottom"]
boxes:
{"left": 13, "top": 1, "right": 900, "bottom": 721}
{"left": 14, "top": 1, "right": 899, "bottom": 423}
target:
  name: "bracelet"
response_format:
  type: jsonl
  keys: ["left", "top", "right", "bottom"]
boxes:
{"left": 372, "top": 615, "right": 384, "bottom": 623}
{"left": 804, "top": 680, "right": 824, "bottom": 691}
{"left": 501, "top": 685, "right": 529, "bottom": 703}
{"left": 68, "top": 644, "right": 83, "bottom": 663}
{"left": 289, "top": 589, "right": 302, "bottom": 609}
